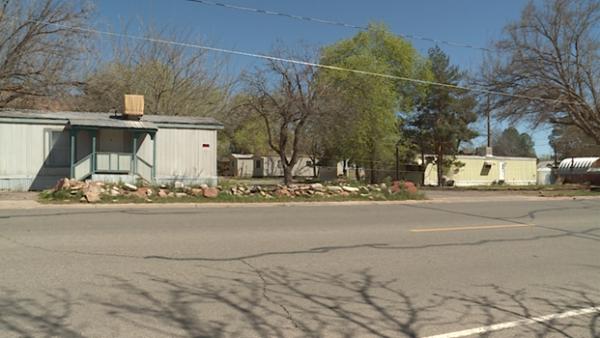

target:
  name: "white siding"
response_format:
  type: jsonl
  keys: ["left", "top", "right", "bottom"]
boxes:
{"left": 155, "top": 128, "right": 218, "bottom": 186}
{"left": 254, "top": 156, "right": 315, "bottom": 178}
{"left": 0, "top": 122, "right": 69, "bottom": 190}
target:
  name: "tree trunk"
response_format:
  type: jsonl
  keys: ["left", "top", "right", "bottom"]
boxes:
{"left": 370, "top": 160, "right": 376, "bottom": 184}
{"left": 420, "top": 150, "right": 426, "bottom": 186}
{"left": 283, "top": 165, "right": 293, "bottom": 186}
{"left": 437, "top": 152, "right": 444, "bottom": 187}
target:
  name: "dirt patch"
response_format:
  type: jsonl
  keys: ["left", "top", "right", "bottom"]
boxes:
{"left": 0, "top": 192, "right": 38, "bottom": 201}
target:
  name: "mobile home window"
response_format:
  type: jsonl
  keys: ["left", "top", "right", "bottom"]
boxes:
{"left": 46, "top": 130, "right": 69, "bottom": 167}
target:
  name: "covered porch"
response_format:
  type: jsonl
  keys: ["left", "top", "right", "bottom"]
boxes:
{"left": 68, "top": 118, "right": 158, "bottom": 183}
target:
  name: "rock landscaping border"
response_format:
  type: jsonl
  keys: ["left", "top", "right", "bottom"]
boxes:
{"left": 40, "top": 178, "right": 423, "bottom": 204}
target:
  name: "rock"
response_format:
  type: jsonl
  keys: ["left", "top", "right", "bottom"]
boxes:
{"left": 380, "top": 183, "right": 387, "bottom": 190}
{"left": 403, "top": 181, "right": 418, "bottom": 194}
{"left": 310, "top": 183, "right": 325, "bottom": 192}
{"left": 159, "top": 184, "right": 168, "bottom": 189}
{"left": 123, "top": 183, "right": 138, "bottom": 191}
{"left": 274, "top": 188, "right": 291, "bottom": 197}
{"left": 146, "top": 189, "right": 154, "bottom": 197}
{"left": 158, "top": 189, "right": 168, "bottom": 198}
{"left": 167, "top": 192, "right": 175, "bottom": 197}
{"left": 342, "top": 186, "right": 360, "bottom": 193}
{"left": 191, "top": 188, "right": 204, "bottom": 196}
{"left": 359, "top": 186, "right": 370, "bottom": 194}
{"left": 202, "top": 187, "right": 219, "bottom": 198}
{"left": 135, "top": 187, "right": 149, "bottom": 198}
{"left": 54, "top": 178, "right": 71, "bottom": 191}
{"left": 314, "top": 192, "right": 325, "bottom": 197}
{"left": 326, "top": 186, "right": 343, "bottom": 193}
{"left": 200, "top": 184, "right": 209, "bottom": 190}
{"left": 80, "top": 197, "right": 87, "bottom": 203}
{"left": 175, "top": 192, "right": 188, "bottom": 198}
{"left": 110, "top": 189, "right": 120, "bottom": 197}
{"left": 339, "top": 191, "right": 350, "bottom": 197}
{"left": 391, "top": 181, "right": 403, "bottom": 194}
{"left": 174, "top": 181, "right": 185, "bottom": 189}
{"left": 250, "top": 186, "right": 262, "bottom": 194}
{"left": 84, "top": 191, "right": 101, "bottom": 203}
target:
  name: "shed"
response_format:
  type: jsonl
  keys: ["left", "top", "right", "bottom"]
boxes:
{"left": 423, "top": 155, "right": 537, "bottom": 186}
{"left": 229, "top": 154, "right": 255, "bottom": 178}
{"left": 0, "top": 109, "right": 223, "bottom": 191}
{"left": 557, "top": 157, "right": 600, "bottom": 184}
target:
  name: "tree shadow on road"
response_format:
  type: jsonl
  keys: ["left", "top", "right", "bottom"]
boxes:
{"left": 1, "top": 268, "right": 599, "bottom": 337}
{"left": 0, "top": 288, "right": 84, "bottom": 338}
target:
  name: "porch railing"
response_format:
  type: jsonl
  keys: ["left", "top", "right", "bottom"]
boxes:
{"left": 96, "top": 152, "right": 132, "bottom": 173}
{"left": 136, "top": 156, "right": 153, "bottom": 182}
{"left": 73, "top": 154, "right": 92, "bottom": 180}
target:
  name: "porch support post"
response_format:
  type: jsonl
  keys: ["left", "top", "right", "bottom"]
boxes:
{"left": 91, "top": 130, "right": 97, "bottom": 175}
{"left": 132, "top": 132, "right": 138, "bottom": 176}
{"left": 69, "top": 129, "right": 77, "bottom": 179}
{"left": 151, "top": 132, "right": 157, "bottom": 182}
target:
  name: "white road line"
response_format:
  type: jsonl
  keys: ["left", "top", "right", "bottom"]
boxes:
{"left": 410, "top": 224, "right": 531, "bottom": 233}
{"left": 423, "top": 306, "right": 600, "bottom": 338}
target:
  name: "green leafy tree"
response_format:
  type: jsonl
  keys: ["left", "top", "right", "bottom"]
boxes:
{"left": 493, "top": 127, "right": 536, "bottom": 157}
{"left": 319, "top": 24, "right": 427, "bottom": 183}
{"left": 408, "top": 46, "right": 478, "bottom": 186}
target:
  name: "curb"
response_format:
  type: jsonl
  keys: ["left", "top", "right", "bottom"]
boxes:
{"left": 1, "top": 194, "right": 599, "bottom": 210}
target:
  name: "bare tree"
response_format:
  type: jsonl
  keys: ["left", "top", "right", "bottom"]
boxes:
{"left": 80, "top": 24, "right": 231, "bottom": 117}
{"left": 484, "top": 0, "right": 600, "bottom": 144}
{"left": 243, "top": 49, "right": 328, "bottom": 185}
{"left": 0, "top": 0, "right": 92, "bottom": 107}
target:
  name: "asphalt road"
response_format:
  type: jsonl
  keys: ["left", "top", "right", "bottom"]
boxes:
{"left": 1, "top": 198, "right": 599, "bottom": 337}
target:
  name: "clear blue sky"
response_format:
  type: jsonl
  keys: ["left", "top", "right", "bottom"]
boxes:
{"left": 95, "top": 0, "right": 552, "bottom": 155}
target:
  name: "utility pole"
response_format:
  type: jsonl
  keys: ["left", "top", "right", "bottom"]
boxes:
{"left": 486, "top": 94, "right": 492, "bottom": 157}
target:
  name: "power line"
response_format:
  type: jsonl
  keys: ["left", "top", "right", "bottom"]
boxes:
{"left": 24, "top": 17, "right": 572, "bottom": 105}
{"left": 180, "top": 0, "right": 494, "bottom": 53}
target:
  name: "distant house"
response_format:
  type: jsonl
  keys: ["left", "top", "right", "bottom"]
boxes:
{"left": 0, "top": 109, "right": 223, "bottom": 191}
{"left": 423, "top": 154, "right": 537, "bottom": 186}
{"left": 557, "top": 157, "right": 600, "bottom": 185}
{"left": 228, "top": 154, "right": 254, "bottom": 178}
{"left": 252, "top": 155, "right": 315, "bottom": 178}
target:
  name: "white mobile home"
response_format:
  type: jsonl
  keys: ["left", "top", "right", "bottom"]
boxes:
{"left": 253, "top": 155, "right": 315, "bottom": 178}
{"left": 423, "top": 155, "right": 537, "bottom": 186}
{"left": 0, "top": 110, "right": 223, "bottom": 191}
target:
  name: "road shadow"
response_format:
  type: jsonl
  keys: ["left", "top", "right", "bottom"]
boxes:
{"left": 1, "top": 267, "right": 599, "bottom": 337}
{"left": 0, "top": 288, "right": 84, "bottom": 338}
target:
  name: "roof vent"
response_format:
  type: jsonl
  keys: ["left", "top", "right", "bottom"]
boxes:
{"left": 123, "top": 95, "right": 144, "bottom": 120}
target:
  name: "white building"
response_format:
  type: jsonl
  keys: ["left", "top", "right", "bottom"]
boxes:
{"left": 0, "top": 109, "right": 223, "bottom": 191}
{"left": 252, "top": 155, "right": 315, "bottom": 178}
